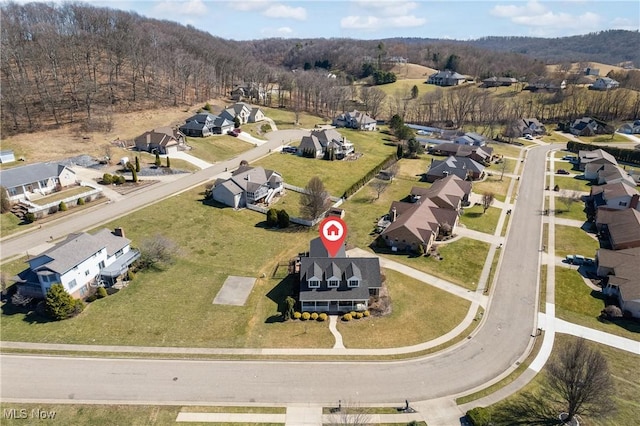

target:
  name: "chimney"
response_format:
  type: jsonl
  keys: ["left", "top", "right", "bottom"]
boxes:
{"left": 114, "top": 227, "right": 125, "bottom": 238}
{"left": 390, "top": 207, "right": 397, "bottom": 222}
{"left": 631, "top": 194, "right": 639, "bottom": 210}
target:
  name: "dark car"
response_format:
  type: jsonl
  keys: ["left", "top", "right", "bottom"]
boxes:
{"left": 556, "top": 169, "right": 570, "bottom": 174}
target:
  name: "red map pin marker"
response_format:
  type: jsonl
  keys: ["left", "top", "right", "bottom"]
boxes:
{"left": 319, "top": 217, "right": 347, "bottom": 258}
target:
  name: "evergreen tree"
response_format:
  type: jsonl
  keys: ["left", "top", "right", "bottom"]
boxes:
{"left": 266, "top": 208, "right": 278, "bottom": 227}
{"left": 45, "top": 284, "right": 76, "bottom": 320}
{"left": 166, "top": 156, "right": 171, "bottom": 168}
{"left": 1, "top": 186, "right": 11, "bottom": 213}
{"left": 277, "top": 209, "right": 290, "bottom": 228}
{"left": 396, "top": 144, "right": 404, "bottom": 159}
{"left": 135, "top": 156, "right": 140, "bottom": 172}
{"left": 154, "top": 152, "right": 161, "bottom": 167}
{"left": 234, "top": 116, "right": 241, "bottom": 128}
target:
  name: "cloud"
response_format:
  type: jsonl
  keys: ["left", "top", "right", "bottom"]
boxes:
{"left": 352, "top": 0, "right": 419, "bottom": 17}
{"left": 341, "top": 13, "right": 424, "bottom": 30}
{"left": 260, "top": 26, "right": 294, "bottom": 38}
{"left": 230, "top": 0, "right": 269, "bottom": 12}
{"left": 610, "top": 17, "right": 639, "bottom": 31}
{"left": 263, "top": 4, "right": 307, "bottom": 20}
{"left": 490, "top": 1, "right": 604, "bottom": 35}
{"left": 152, "top": 0, "right": 207, "bottom": 16}
{"left": 341, "top": 15, "right": 379, "bottom": 30}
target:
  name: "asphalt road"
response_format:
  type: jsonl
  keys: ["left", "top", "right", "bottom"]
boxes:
{"left": 0, "top": 144, "right": 555, "bottom": 404}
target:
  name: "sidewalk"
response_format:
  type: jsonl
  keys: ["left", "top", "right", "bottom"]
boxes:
{"left": 164, "top": 151, "right": 213, "bottom": 169}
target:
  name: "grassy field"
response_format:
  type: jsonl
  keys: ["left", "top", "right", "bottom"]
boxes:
{"left": 260, "top": 106, "right": 327, "bottom": 130}
{"left": 0, "top": 404, "right": 285, "bottom": 426}
{"left": 0, "top": 212, "right": 24, "bottom": 236}
{"left": 554, "top": 225, "right": 599, "bottom": 258}
{"left": 472, "top": 176, "right": 512, "bottom": 202}
{"left": 483, "top": 334, "right": 640, "bottom": 426}
{"left": 555, "top": 267, "right": 640, "bottom": 341}
{"left": 254, "top": 129, "right": 396, "bottom": 196}
{"left": 185, "top": 135, "right": 255, "bottom": 164}
{"left": 487, "top": 142, "right": 524, "bottom": 159}
{"left": 581, "top": 133, "right": 634, "bottom": 144}
{"left": 127, "top": 150, "right": 199, "bottom": 172}
{"left": 337, "top": 269, "right": 470, "bottom": 348}
{"left": 550, "top": 196, "right": 587, "bottom": 221}
{"left": 459, "top": 205, "right": 501, "bottom": 234}
{"left": 552, "top": 175, "right": 592, "bottom": 192}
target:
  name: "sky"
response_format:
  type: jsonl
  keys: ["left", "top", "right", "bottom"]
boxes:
{"left": 17, "top": 0, "right": 640, "bottom": 40}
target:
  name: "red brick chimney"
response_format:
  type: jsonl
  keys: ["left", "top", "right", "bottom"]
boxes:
{"left": 114, "top": 227, "right": 125, "bottom": 238}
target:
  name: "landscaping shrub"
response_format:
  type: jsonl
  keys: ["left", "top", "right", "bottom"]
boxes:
{"left": 118, "top": 175, "right": 126, "bottom": 185}
{"left": 363, "top": 310, "right": 370, "bottom": 317}
{"left": 301, "top": 312, "right": 311, "bottom": 320}
{"left": 355, "top": 312, "right": 363, "bottom": 319}
{"left": 342, "top": 313, "right": 352, "bottom": 321}
{"left": 350, "top": 311, "right": 356, "bottom": 317}
{"left": 25, "top": 212, "right": 36, "bottom": 223}
{"left": 266, "top": 208, "right": 278, "bottom": 227}
{"left": 293, "top": 311, "right": 302, "bottom": 320}
{"left": 106, "top": 288, "right": 119, "bottom": 296}
{"left": 277, "top": 209, "right": 290, "bottom": 228}
{"left": 466, "top": 407, "right": 492, "bottom": 426}
{"left": 85, "top": 294, "right": 97, "bottom": 303}
{"left": 318, "top": 313, "right": 328, "bottom": 321}
{"left": 310, "top": 312, "right": 318, "bottom": 320}
{"left": 77, "top": 197, "right": 85, "bottom": 206}
{"left": 45, "top": 284, "right": 76, "bottom": 320}
{"left": 58, "top": 201, "right": 68, "bottom": 211}
{"left": 97, "top": 287, "right": 107, "bottom": 299}
{"left": 102, "top": 173, "right": 113, "bottom": 184}
{"left": 601, "top": 305, "right": 623, "bottom": 319}
{"left": 127, "top": 270, "right": 135, "bottom": 281}
{"left": 155, "top": 152, "right": 161, "bottom": 167}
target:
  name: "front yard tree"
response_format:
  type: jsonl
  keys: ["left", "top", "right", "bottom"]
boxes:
{"left": 277, "top": 209, "right": 290, "bottom": 228}
{"left": 127, "top": 162, "right": 138, "bottom": 182}
{"left": 300, "top": 176, "right": 330, "bottom": 220}
{"left": 407, "top": 138, "right": 423, "bottom": 157}
{"left": 284, "top": 296, "right": 296, "bottom": 320}
{"left": 396, "top": 144, "right": 404, "bottom": 159}
{"left": 154, "top": 152, "right": 161, "bottom": 167}
{"left": 266, "top": 208, "right": 278, "bottom": 227}
{"left": 135, "top": 156, "right": 140, "bottom": 172}
{"left": 45, "top": 284, "right": 77, "bottom": 320}
{"left": 389, "top": 114, "right": 404, "bottom": 133}
{"left": 166, "top": 156, "right": 171, "bottom": 168}
{"left": 559, "top": 191, "right": 578, "bottom": 213}
{"left": 411, "top": 85, "right": 419, "bottom": 99}
{"left": 233, "top": 116, "right": 241, "bottom": 128}
{"left": 372, "top": 179, "right": 389, "bottom": 200}
{"left": 546, "top": 338, "right": 614, "bottom": 423}
{"left": 1, "top": 186, "right": 11, "bottom": 213}
{"left": 481, "top": 192, "right": 494, "bottom": 213}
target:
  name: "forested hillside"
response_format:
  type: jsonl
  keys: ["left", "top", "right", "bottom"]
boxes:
{"left": 1, "top": 2, "right": 638, "bottom": 137}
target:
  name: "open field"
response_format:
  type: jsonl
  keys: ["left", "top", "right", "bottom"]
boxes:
{"left": 580, "top": 133, "right": 634, "bottom": 144}
{"left": 389, "top": 63, "right": 437, "bottom": 79}
{"left": 337, "top": 269, "right": 470, "bottom": 348}
{"left": 554, "top": 225, "right": 599, "bottom": 258}
{"left": 259, "top": 106, "right": 327, "bottom": 130}
{"left": 254, "top": 129, "right": 396, "bottom": 196}
{"left": 185, "top": 135, "right": 255, "bottom": 164}
{"left": 555, "top": 267, "right": 640, "bottom": 341}
{"left": 483, "top": 334, "right": 640, "bottom": 426}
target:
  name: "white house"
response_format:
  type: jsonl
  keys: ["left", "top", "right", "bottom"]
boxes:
{"left": 333, "top": 110, "right": 377, "bottom": 131}
{"left": 591, "top": 77, "right": 620, "bottom": 91}
{"left": 0, "top": 162, "right": 76, "bottom": 202}
{"left": 13, "top": 228, "right": 139, "bottom": 299}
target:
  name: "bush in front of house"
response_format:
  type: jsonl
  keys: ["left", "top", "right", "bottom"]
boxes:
{"left": 601, "top": 305, "right": 623, "bottom": 320}
{"left": 102, "top": 173, "right": 113, "bottom": 184}
{"left": 45, "top": 283, "right": 80, "bottom": 320}
{"left": 342, "top": 313, "right": 352, "bottom": 321}
{"left": 318, "top": 313, "right": 328, "bottom": 321}
{"left": 58, "top": 201, "right": 68, "bottom": 211}
{"left": 266, "top": 208, "right": 278, "bottom": 227}
{"left": 293, "top": 311, "right": 301, "bottom": 320}
{"left": 301, "top": 312, "right": 311, "bottom": 321}
{"left": 97, "top": 287, "right": 107, "bottom": 299}
{"left": 310, "top": 312, "right": 318, "bottom": 320}
{"left": 363, "top": 310, "right": 370, "bottom": 317}
{"left": 355, "top": 312, "right": 363, "bottom": 319}
{"left": 77, "top": 197, "right": 85, "bottom": 205}
{"left": 25, "top": 212, "right": 36, "bottom": 223}
{"left": 85, "top": 294, "right": 97, "bottom": 303}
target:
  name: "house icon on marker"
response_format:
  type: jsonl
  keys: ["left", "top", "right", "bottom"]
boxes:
{"left": 326, "top": 224, "right": 340, "bottom": 237}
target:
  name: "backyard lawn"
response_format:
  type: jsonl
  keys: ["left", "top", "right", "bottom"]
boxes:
{"left": 484, "top": 334, "right": 640, "bottom": 425}
{"left": 254, "top": 129, "right": 396, "bottom": 196}
{"left": 555, "top": 267, "right": 640, "bottom": 341}
{"left": 554, "top": 225, "right": 599, "bottom": 258}
{"left": 337, "top": 270, "right": 470, "bottom": 348}
{"left": 185, "top": 135, "right": 255, "bottom": 164}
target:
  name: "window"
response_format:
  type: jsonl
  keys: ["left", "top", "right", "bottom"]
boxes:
{"left": 328, "top": 279, "right": 339, "bottom": 288}
{"left": 619, "top": 201, "right": 627, "bottom": 206}
{"left": 68, "top": 279, "right": 78, "bottom": 289}
{"left": 85, "top": 270, "right": 90, "bottom": 276}
{"left": 99, "top": 261, "right": 105, "bottom": 269}
{"left": 80, "top": 287, "right": 87, "bottom": 297}
{"left": 308, "top": 279, "right": 320, "bottom": 289}
{"left": 348, "top": 280, "right": 360, "bottom": 288}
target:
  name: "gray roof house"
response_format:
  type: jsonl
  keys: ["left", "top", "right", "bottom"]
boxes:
{"left": 425, "top": 156, "right": 485, "bottom": 183}
{"left": 506, "top": 118, "right": 546, "bottom": 138}
{"left": 578, "top": 149, "right": 617, "bottom": 173}
{"left": 298, "top": 237, "right": 381, "bottom": 314}
{"left": 481, "top": 76, "right": 517, "bottom": 87}
{"left": 220, "top": 102, "right": 265, "bottom": 125}
{"left": 333, "top": 110, "right": 377, "bottom": 131}
{"left": 454, "top": 132, "right": 486, "bottom": 146}
{"left": 428, "top": 143, "right": 493, "bottom": 165}
{"left": 297, "top": 129, "right": 354, "bottom": 159}
{"left": 134, "top": 127, "right": 185, "bottom": 154}
{"left": 598, "top": 247, "right": 640, "bottom": 319}
{"left": 570, "top": 117, "right": 600, "bottom": 136}
{"left": 179, "top": 113, "right": 217, "bottom": 137}
{"left": 591, "top": 77, "right": 620, "bottom": 91}
{"left": 618, "top": 120, "right": 640, "bottom": 135}
{"left": 211, "top": 166, "right": 283, "bottom": 209}
{"left": 0, "top": 162, "right": 77, "bottom": 201}
{"left": 13, "top": 228, "right": 139, "bottom": 299}
{"left": 427, "top": 70, "right": 466, "bottom": 86}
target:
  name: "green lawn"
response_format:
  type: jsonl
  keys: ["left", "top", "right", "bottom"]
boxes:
{"left": 554, "top": 225, "right": 599, "bottom": 258}
{"left": 0, "top": 404, "right": 285, "bottom": 426}
{"left": 550, "top": 196, "right": 587, "bottom": 221}
{"left": 185, "top": 135, "right": 255, "bottom": 164}
{"left": 581, "top": 133, "right": 634, "bottom": 144}
{"left": 31, "top": 186, "right": 93, "bottom": 205}
{"left": 487, "top": 142, "right": 524, "bottom": 159}
{"left": 375, "top": 78, "right": 440, "bottom": 97}
{"left": 555, "top": 267, "right": 640, "bottom": 341}
{"left": 337, "top": 269, "right": 470, "bottom": 348}
{"left": 542, "top": 133, "right": 571, "bottom": 144}
{"left": 459, "top": 205, "right": 501, "bottom": 234}
{"left": 260, "top": 106, "right": 327, "bottom": 129}
{"left": 129, "top": 151, "right": 199, "bottom": 172}
{"left": 0, "top": 187, "right": 339, "bottom": 348}
{"left": 254, "top": 129, "right": 396, "bottom": 196}
{"left": 551, "top": 175, "right": 591, "bottom": 192}
{"left": 0, "top": 212, "right": 24, "bottom": 236}
{"left": 483, "top": 334, "right": 640, "bottom": 426}
{"left": 472, "top": 176, "right": 512, "bottom": 202}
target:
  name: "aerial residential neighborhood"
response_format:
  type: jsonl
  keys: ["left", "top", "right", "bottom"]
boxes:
{"left": 0, "top": 1, "right": 639, "bottom": 426}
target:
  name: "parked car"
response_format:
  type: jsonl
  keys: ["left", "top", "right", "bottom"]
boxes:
{"left": 281, "top": 146, "right": 297, "bottom": 154}
{"left": 524, "top": 134, "right": 534, "bottom": 140}
{"left": 227, "top": 129, "right": 241, "bottom": 137}
{"left": 556, "top": 169, "right": 570, "bottom": 175}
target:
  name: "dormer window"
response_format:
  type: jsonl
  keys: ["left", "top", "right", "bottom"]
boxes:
{"left": 328, "top": 279, "right": 339, "bottom": 288}
{"left": 348, "top": 279, "right": 360, "bottom": 288}
{"left": 308, "top": 278, "right": 320, "bottom": 289}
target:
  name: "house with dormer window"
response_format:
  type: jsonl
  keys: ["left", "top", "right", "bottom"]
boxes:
{"left": 298, "top": 238, "right": 381, "bottom": 313}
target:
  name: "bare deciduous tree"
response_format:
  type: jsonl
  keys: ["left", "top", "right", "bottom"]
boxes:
{"left": 481, "top": 192, "right": 494, "bottom": 213}
{"left": 327, "top": 402, "right": 372, "bottom": 426}
{"left": 300, "top": 176, "right": 330, "bottom": 220}
{"left": 558, "top": 191, "right": 579, "bottom": 213}
{"left": 137, "top": 234, "right": 180, "bottom": 270}
{"left": 546, "top": 338, "right": 615, "bottom": 423}
{"left": 371, "top": 179, "right": 389, "bottom": 200}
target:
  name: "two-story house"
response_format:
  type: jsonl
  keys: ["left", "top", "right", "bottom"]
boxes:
{"left": 13, "top": 228, "right": 139, "bottom": 299}
{"left": 211, "top": 166, "right": 283, "bottom": 209}
{"left": 590, "top": 77, "right": 620, "bottom": 91}
{"left": 333, "top": 110, "right": 377, "bottom": 131}
{"left": 298, "top": 238, "right": 381, "bottom": 313}
{"left": 297, "top": 129, "right": 354, "bottom": 159}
